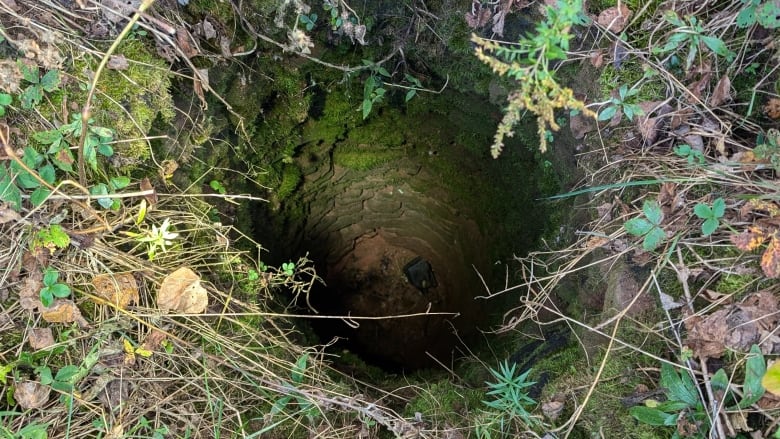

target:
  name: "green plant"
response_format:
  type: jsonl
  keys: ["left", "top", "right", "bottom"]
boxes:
{"left": 209, "top": 179, "right": 227, "bottom": 195}
{"left": 90, "top": 176, "right": 130, "bottom": 209}
{"left": 624, "top": 199, "right": 666, "bottom": 251}
{"left": 33, "top": 113, "right": 115, "bottom": 173}
{"left": 18, "top": 64, "right": 60, "bottom": 110}
{"left": 39, "top": 267, "right": 71, "bottom": 307}
{"left": 282, "top": 262, "right": 295, "bottom": 277}
{"left": 0, "top": 92, "right": 12, "bottom": 116}
{"left": 361, "top": 62, "right": 389, "bottom": 119}
{"left": 631, "top": 346, "right": 765, "bottom": 438}
{"left": 480, "top": 361, "right": 540, "bottom": 433}
{"left": 472, "top": 0, "right": 594, "bottom": 156}
{"left": 737, "top": 0, "right": 780, "bottom": 28}
{"left": 753, "top": 129, "right": 780, "bottom": 173}
{"left": 32, "top": 224, "right": 71, "bottom": 255}
{"left": 693, "top": 197, "right": 725, "bottom": 236}
{"left": 653, "top": 11, "right": 734, "bottom": 72}
{"left": 269, "top": 354, "right": 320, "bottom": 424}
{"left": 298, "top": 12, "right": 318, "bottom": 31}
{"left": 0, "top": 412, "right": 48, "bottom": 439}
{"left": 673, "top": 144, "right": 706, "bottom": 165}
{"left": 598, "top": 84, "right": 644, "bottom": 122}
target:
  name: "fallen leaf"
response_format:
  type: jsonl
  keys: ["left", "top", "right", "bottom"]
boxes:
{"left": 612, "top": 41, "right": 628, "bottom": 69}
{"left": 0, "top": 0, "right": 20, "bottom": 12}
{"left": 659, "top": 291, "right": 683, "bottom": 310}
{"left": 542, "top": 400, "right": 565, "bottom": 420}
{"left": 176, "top": 27, "right": 198, "bottom": 58}
{"left": 41, "top": 300, "right": 89, "bottom": 328}
{"left": 764, "top": 98, "right": 780, "bottom": 119}
{"left": 160, "top": 159, "right": 178, "bottom": 180}
{"left": 14, "top": 381, "right": 50, "bottom": 409}
{"left": 100, "top": 0, "right": 141, "bottom": 23}
{"left": 18, "top": 272, "right": 43, "bottom": 311}
{"left": 140, "top": 177, "right": 157, "bottom": 205}
{"left": 91, "top": 273, "right": 139, "bottom": 309}
{"left": 107, "top": 54, "right": 129, "bottom": 70}
{"left": 709, "top": 75, "right": 731, "bottom": 107}
{"left": 761, "top": 235, "right": 780, "bottom": 278}
{"left": 589, "top": 50, "right": 605, "bottom": 67}
{"left": 196, "top": 19, "right": 217, "bottom": 40}
{"left": 570, "top": 112, "right": 596, "bottom": 139}
{"left": 597, "top": 4, "right": 632, "bottom": 33}
{"left": 140, "top": 329, "right": 168, "bottom": 353}
{"left": 731, "top": 226, "right": 767, "bottom": 251}
{"left": 28, "top": 327, "right": 54, "bottom": 350}
{"left": 687, "top": 72, "right": 711, "bottom": 101}
{"left": 158, "top": 267, "right": 209, "bottom": 314}
{"left": 0, "top": 203, "right": 21, "bottom": 224}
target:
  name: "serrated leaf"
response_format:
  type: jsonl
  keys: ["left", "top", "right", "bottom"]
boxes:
{"left": 33, "top": 129, "right": 62, "bottom": 145}
{"left": 40, "top": 70, "right": 60, "bottom": 92}
{"left": 49, "top": 283, "right": 71, "bottom": 298}
{"left": 712, "top": 198, "right": 726, "bottom": 218}
{"left": 702, "top": 218, "right": 719, "bottom": 236}
{"left": 740, "top": 344, "right": 766, "bottom": 408}
{"left": 20, "top": 85, "right": 42, "bottom": 109}
{"left": 19, "top": 63, "right": 39, "bottom": 84}
{"left": 625, "top": 218, "right": 653, "bottom": 236}
{"left": 46, "top": 225, "right": 70, "bottom": 248}
{"left": 30, "top": 187, "right": 51, "bottom": 207}
{"left": 629, "top": 406, "right": 677, "bottom": 426}
{"left": 110, "top": 176, "right": 130, "bottom": 190}
{"left": 643, "top": 227, "right": 665, "bottom": 251}
{"left": 661, "top": 363, "right": 700, "bottom": 408}
{"left": 643, "top": 200, "right": 664, "bottom": 225}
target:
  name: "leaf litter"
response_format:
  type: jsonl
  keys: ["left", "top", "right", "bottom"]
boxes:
{"left": 158, "top": 267, "right": 209, "bottom": 314}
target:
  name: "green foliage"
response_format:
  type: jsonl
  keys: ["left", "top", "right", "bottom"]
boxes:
{"left": 476, "top": 360, "right": 540, "bottom": 437}
{"left": 653, "top": 11, "right": 734, "bottom": 72}
{"left": 673, "top": 144, "right": 705, "bottom": 165}
{"left": 753, "top": 129, "right": 780, "bottom": 173}
{"left": 361, "top": 63, "right": 389, "bottom": 119}
{"left": 598, "top": 84, "right": 644, "bottom": 122}
{"left": 209, "top": 179, "right": 227, "bottom": 195}
{"left": 39, "top": 267, "right": 71, "bottom": 307}
{"left": 0, "top": 412, "right": 48, "bottom": 439}
{"left": 282, "top": 262, "right": 295, "bottom": 277}
{"left": 631, "top": 346, "right": 766, "bottom": 438}
{"left": 125, "top": 218, "right": 180, "bottom": 260}
{"left": 0, "top": 93, "right": 11, "bottom": 116}
{"left": 18, "top": 63, "right": 60, "bottom": 109}
{"left": 33, "top": 224, "right": 71, "bottom": 254}
{"left": 624, "top": 200, "right": 666, "bottom": 251}
{"left": 298, "top": 13, "right": 317, "bottom": 31}
{"left": 737, "top": 0, "right": 780, "bottom": 28}
{"left": 269, "top": 353, "right": 320, "bottom": 426}
{"left": 693, "top": 198, "right": 725, "bottom": 236}
{"left": 472, "top": 0, "right": 594, "bottom": 156}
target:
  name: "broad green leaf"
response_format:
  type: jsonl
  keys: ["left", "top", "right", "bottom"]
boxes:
{"left": 20, "top": 85, "right": 42, "bottom": 109}
{"left": 30, "top": 187, "right": 51, "bottom": 207}
{"left": 91, "top": 183, "right": 112, "bottom": 209}
{"left": 0, "top": 93, "right": 11, "bottom": 106}
{"left": 710, "top": 368, "right": 730, "bottom": 397}
{"left": 694, "top": 203, "right": 712, "bottom": 219}
{"left": 19, "top": 62, "right": 39, "bottom": 84}
{"left": 33, "top": 129, "right": 62, "bottom": 145}
{"left": 43, "top": 268, "right": 58, "bottom": 286}
{"left": 624, "top": 104, "right": 634, "bottom": 121}
{"left": 763, "top": 361, "right": 780, "bottom": 396}
{"left": 38, "top": 164, "right": 55, "bottom": 185}
{"left": 0, "top": 106, "right": 5, "bottom": 117}
{"left": 90, "top": 126, "right": 113, "bottom": 138}
{"left": 0, "top": 167, "right": 22, "bottom": 210}
{"left": 701, "top": 35, "right": 729, "bottom": 57}
{"left": 40, "top": 70, "right": 60, "bottom": 92}
{"left": 597, "top": 105, "right": 617, "bottom": 121}
{"left": 49, "top": 283, "right": 71, "bottom": 298}
{"left": 736, "top": 4, "right": 757, "bottom": 27}
{"left": 643, "top": 200, "right": 664, "bottom": 225}
{"left": 625, "top": 218, "right": 653, "bottom": 236}
{"left": 674, "top": 144, "right": 692, "bottom": 156}
{"left": 643, "top": 227, "right": 665, "bottom": 251}
{"left": 661, "top": 363, "right": 700, "bottom": 408}
{"left": 110, "top": 176, "right": 131, "bottom": 190}
{"left": 629, "top": 406, "right": 677, "bottom": 426}
{"left": 758, "top": 3, "right": 780, "bottom": 28}
{"left": 377, "top": 67, "right": 391, "bottom": 77}
{"left": 405, "top": 89, "right": 416, "bottom": 102}
{"left": 52, "top": 148, "right": 75, "bottom": 173}
{"left": 702, "top": 218, "right": 719, "bottom": 236}
{"left": 362, "top": 99, "right": 372, "bottom": 119}
{"left": 292, "top": 353, "right": 308, "bottom": 383}
{"left": 37, "top": 366, "right": 53, "bottom": 385}
{"left": 39, "top": 287, "right": 53, "bottom": 307}
{"left": 740, "top": 344, "right": 766, "bottom": 408}
{"left": 55, "top": 365, "right": 80, "bottom": 382}
{"left": 14, "top": 167, "right": 40, "bottom": 189}
{"left": 97, "top": 142, "right": 113, "bottom": 157}
{"left": 712, "top": 198, "right": 726, "bottom": 218}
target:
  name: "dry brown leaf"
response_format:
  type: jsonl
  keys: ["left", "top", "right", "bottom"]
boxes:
{"left": 709, "top": 75, "right": 732, "bottom": 107}
{"left": 41, "top": 300, "right": 89, "bottom": 328}
{"left": 569, "top": 112, "right": 596, "bottom": 139}
{"left": 14, "top": 381, "right": 50, "bottom": 409}
{"left": 597, "top": 4, "right": 632, "bottom": 33}
{"left": 195, "top": 19, "right": 217, "bottom": 40}
{"left": 28, "top": 327, "right": 54, "bottom": 350}
{"left": 762, "top": 235, "right": 780, "bottom": 278}
{"left": 0, "top": 0, "right": 20, "bottom": 12}
{"left": 160, "top": 159, "right": 178, "bottom": 180}
{"left": 731, "top": 226, "right": 767, "bottom": 251}
{"left": 176, "top": 27, "right": 198, "bottom": 58}
{"left": 687, "top": 72, "right": 711, "bottom": 101}
{"left": 542, "top": 400, "right": 565, "bottom": 420}
{"left": 92, "top": 273, "right": 139, "bottom": 309}
{"left": 589, "top": 50, "right": 605, "bottom": 67}
{"left": 18, "top": 272, "right": 43, "bottom": 311}
{"left": 140, "top": 329, "right": 168, "bottom": 353}
{"left": 0, "top": 203, "right": 21, "bottom": 224}
{"left": 107, "top": 54, "right": 129, "bottom": 70}
{"left": 158, "top": 267, "right": 209, "bottom": 314}
{"left": 140, "top": 177, "right": 157, "bottom": 205}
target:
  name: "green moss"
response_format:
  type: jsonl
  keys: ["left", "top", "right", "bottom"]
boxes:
{"left": 403, "top": 380, "right": 484, "bottom": 427}
{"left": 73, "top": 39, "right": 174, "bottom": 164}
{"left": 332, "top": 144, "right": 405, "bottom": 171}
{"left": 276, "top": 164, "right": 302, "bottom": 199}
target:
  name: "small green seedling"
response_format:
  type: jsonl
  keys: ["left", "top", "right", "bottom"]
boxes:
{"left": 282, "top": 262, "right": 295, "bottom": 277}
{"left": 19, "top": 64, "right": 60, "bottom": 109}
{"left": 40, "top": 267, "right": 71, "bottom": 307}
{"left": 673, "top": 144, "right": 706, "bottom": 165}
{"left": 654, "top": 11, "right": 734, "bottom": 72}
{"left": 0, "top": 93, "right": 11, "bottom": 116}
{"left": 299, "top": 13, "right": 317, "bottom": 31}
{"left": 598, "top": 84, "right": 644, "bottom": 122}
{"left": 209, "top": 179, "right": 227, "bottom": 194}
{"left": 624, "top": 200, "right": 666, "bottom": 251}
{"left": 693, "top": 197, "right": 725, "bottom": 236}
